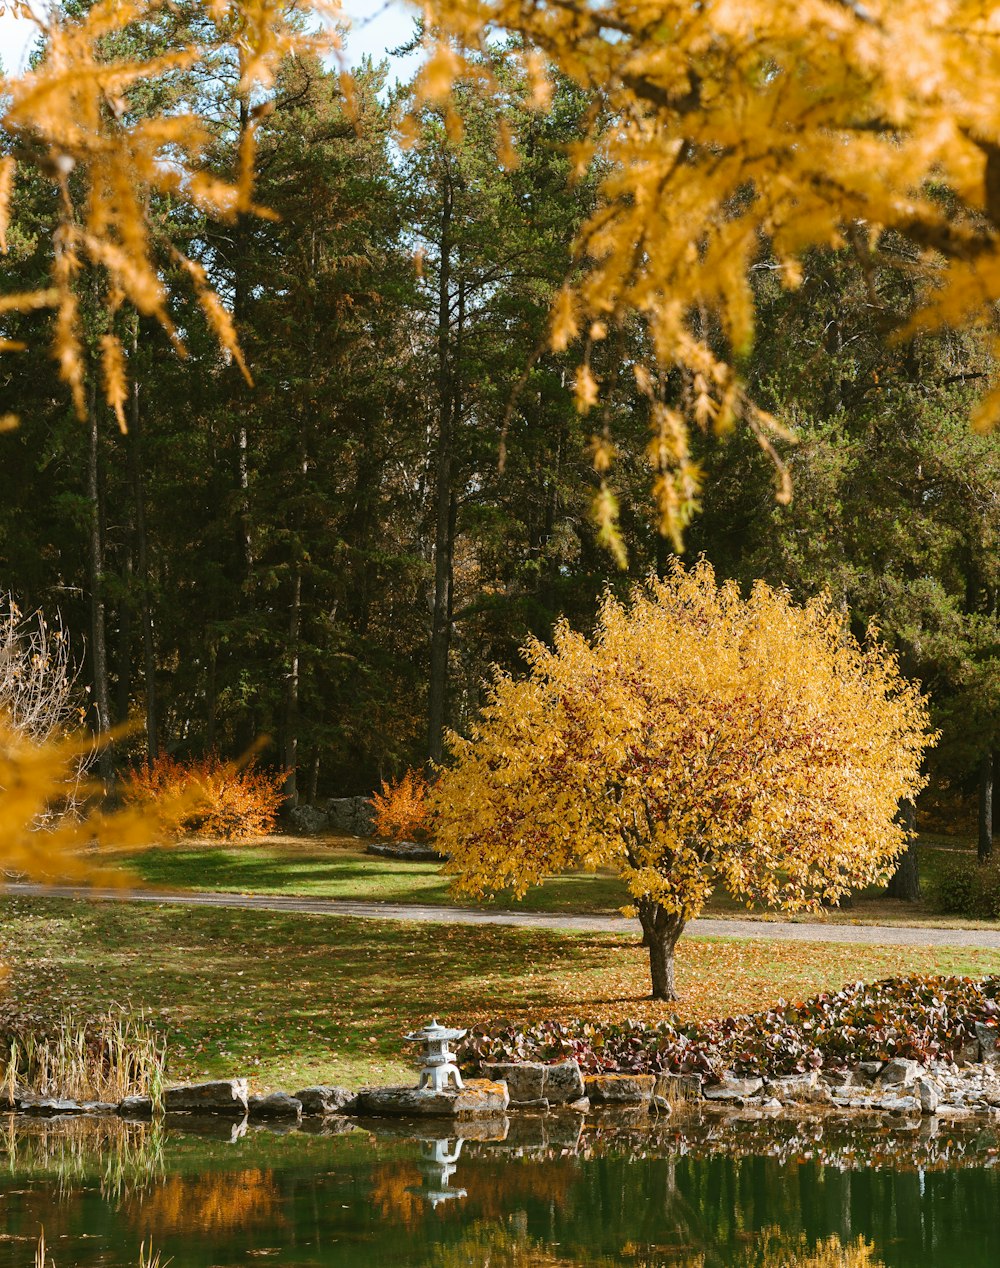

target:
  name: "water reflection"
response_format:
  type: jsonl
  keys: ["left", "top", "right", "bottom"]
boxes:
{"left": 0, "top": 1110, "right": 998, "bottom": 1265}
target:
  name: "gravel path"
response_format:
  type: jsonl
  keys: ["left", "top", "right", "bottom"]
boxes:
{"left": 6, "top": 882, "right": 1000, "bottom": 948}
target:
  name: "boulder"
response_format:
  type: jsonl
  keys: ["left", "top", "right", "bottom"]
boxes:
{"left": 916, "top": 1078, "right": 940, "bottom": 1116}
{"left": 356, "top": 1078, "right": 509, "bottom": 1118}
{"left": 543, "top": 1061, "right": 586, "bottom": 1104}
{"left": 118, "top": 1095, "right": 153, "bottom": 1119}
{"left": 287, "top": 805, "right": 331, "bottom": 836}
{"left": 584, "top": 1074, "right": 656, "bottom": 1104}
{"left": 80, "top": 1102, "right": 119, "bottom": 1116}
{"left": 164, "top": 1079, "right": 249, "bottom": 1116}
{"left": 653, "top": 1073, "right": 703, "bottom": 1105}
{"left": 764, "top": 1073, "right": 832, "bottom": 1105}
{"left": 248, "top": 1092, "right": 302, "bottom": 1121}
{"left": 854, "top": 1061, "right": 883, "bottom": 1084}
{"left": 955, "top": 1040, "right": 980, "bottom": 1066}
{"left": 483, "top": 1063, "right": 545, "bottom": 1105}
{"left": 20, "top": 1098, "right": 84, "bottom": 1116}
{"left": 294, "top": 1086, "right": 357, "bottom": 1116}
{"left": 975, "top": 1022, "right": 1000, "bottom": 1063}
{"left": 326, "top": 797, "right": 376, "bottom": 837}
{"left": 703, "top": 1077, "right": 763, "bottom": 1103}
{"left": 879, "top": 1058, "right": 920, "bottom": 1088}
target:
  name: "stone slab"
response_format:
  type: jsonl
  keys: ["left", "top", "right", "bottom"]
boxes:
{"left": 584, "top": 1074, "right": 656, "bottom": 1103}
{"left": 164, "top": 1079, "right": 249, "bottom": 1116}
{"left": 356, "top": 1078, "right": 509, "bottom": 1119}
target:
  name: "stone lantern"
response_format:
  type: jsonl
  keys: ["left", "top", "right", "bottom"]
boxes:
{"left": 404, "top": 1019, "right": 467, "bottom": 1092}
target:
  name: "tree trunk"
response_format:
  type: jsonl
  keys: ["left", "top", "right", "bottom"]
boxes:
{"left": 87, "top": 377, "right": 113, "bottom": 787}
{"left": 427, "top": 175, "right": 454, "bottom": 766}
{"left": 283, "top": 563, "right": 302, "bottom": 807}
{"left": 637, "top": 898, "right": 686, "bottom": 1001}
{"left": 886, "top": 798, "right": 920, "bottom": 900}
{"left": 980, "top": 751, "right": 994, "bottom": 863}
{"left": 127, "top": 328, "right": 158, "bottom": 760}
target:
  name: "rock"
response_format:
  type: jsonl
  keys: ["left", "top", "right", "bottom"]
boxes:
{"left": 879, "top": 1058, "right": 920, "bottom": 1088}
{"left": 543, "top": 1061, "right": 585, "bottom": 1104}
{"left": 81, "top": 1102, "right": 119, "bottom": 1115}
{"left": 366, "top": 841, "right": 443, "bottom": 862}
{"left": 164, "top": 1079, "right": 249, "bottom": 1116}
{"left": 248, "top": 1093, "right": 302, "bottom": 1121}
{"left": 937, "top": 1105, "right": 974, "bottom": 1120}
{"left": 118, "top": 1095, "right": 154, "bottom": 1119}
{"left": 325, "top": 797, "right": 375, "bottom": 837}
{"left": 762, "top": 1098, "right": 783, "bottom": 1111}
{"left": 653, "top": 1073, "right": 703, "bottom": 1105}
{"left": 878, "top": 1095, "right": 920, "bottom": 1115}
{"left": 855, "top": 1061, "right": 883, "bottom": 1084}
{"left": 703, "top": 1077, "right": 763, "bottom": 1103}
{"left": 357, "top": 1078, "right": 509, "bottom": 1118}
{"left": 764, "top": 1073, "right": 832, "bottom": 1105}
{"left": 484, "top": 1063, "right": 545, "bottom": 1105}
{"left": 287, "top": 805, "right": 330, "bottom": 836}
{"left": 294, "top": 1086, "right": 357, "bottom": 1116}
{"left": 514, "top": 1098, "right": 550, "bottom": 1110}
{"left": 21, "top": 1098, "right": 84, "bottom": 1116}
{"left": 976, "top": 1022, "right": 1000, "bottom": 1063}
{"left": 567, "top": 1097, "right": 590, "bottom": 1112}
{"left": 584, "top": 1074, "right": 656, "bottom": 1103}
{"left": 651, "top": 1096, "right": 674, "bottom": 1115}
{"left": 956, "top": 1040, "right": 980, "bottom": 1066}
{"left": 917, "top": 1078, "right": 940, "bottom": 1116}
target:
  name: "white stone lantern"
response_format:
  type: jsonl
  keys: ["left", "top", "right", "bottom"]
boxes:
{"left": 404, "top": 1019, "right": 467, "bottom": 1092}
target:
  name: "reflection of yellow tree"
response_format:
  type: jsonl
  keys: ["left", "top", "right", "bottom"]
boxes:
{"left": 130, "top": 1169, "right": 283, "bottom": 1236}
{"left": 369, "top": 1161, "right": 425, "bottom": 1228}
{"left": 436, "top": 1223, "right": 883, "bottom": 1268}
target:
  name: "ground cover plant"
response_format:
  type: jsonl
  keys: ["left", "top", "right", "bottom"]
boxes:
{"left": 436, "top": 562, "right": 935, "bottom": 998}
{"left": 459, "top": 974, "right": 1000, "bottom": 1079}
{"left": 3, "top": 898, "right": 1000, "bottom": 1091}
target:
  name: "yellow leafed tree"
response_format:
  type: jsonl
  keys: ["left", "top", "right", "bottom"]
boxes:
{"left": 434, "top": 563, "right": 935, "bottom": 999}
{"left": 416, "top": 0, "right": 1000, "bottom": 549}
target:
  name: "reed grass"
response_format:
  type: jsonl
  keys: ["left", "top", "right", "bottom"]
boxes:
{"left": 34, "top": 1227, "right": 167, "bottom": 1268}
{"left": 2, "top": 1008, "right": 166, "bottom": 1106}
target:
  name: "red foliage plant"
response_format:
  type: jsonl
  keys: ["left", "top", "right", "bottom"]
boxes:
{"left": 370, "top": 768, "right": 432, "bottom": 842}
{"left": 124, "top": 754, "right": 286, "bottom": 841}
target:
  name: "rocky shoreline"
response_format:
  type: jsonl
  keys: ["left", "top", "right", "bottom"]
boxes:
{"left": 6, "top": 1043, "right": 1000, "bottom": 1127}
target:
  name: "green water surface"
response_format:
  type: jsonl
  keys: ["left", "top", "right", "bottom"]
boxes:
{"left": 0, "top": 1111, "right": 997, "bottom": 1266}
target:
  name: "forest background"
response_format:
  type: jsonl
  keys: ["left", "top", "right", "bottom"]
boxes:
{"left": 0, "top": 8, "right": 996, "bottom": 860}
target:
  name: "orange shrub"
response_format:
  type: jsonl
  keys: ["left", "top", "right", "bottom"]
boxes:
{"left": 370, "top": 768, "right": 432, "bottom": 842}
{"left": 124, "top": 754, "right": 287, "bottom": 841}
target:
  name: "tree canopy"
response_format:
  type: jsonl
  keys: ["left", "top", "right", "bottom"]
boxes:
{"left": 434, "top": 562, "right": 935, "bottom": 998}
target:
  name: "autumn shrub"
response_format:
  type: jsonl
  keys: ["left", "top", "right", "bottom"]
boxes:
{"left": 124, "top": 754, "right": 286, "bottom": 841}
{"left": 932, "top": 857, "right": 1000, "bottom": 919}
{"left": 458, "top": 974, "right": 1000, "bottom": 1079}
{"left": 371, "top": 768, "right": 432, "bottom": 841}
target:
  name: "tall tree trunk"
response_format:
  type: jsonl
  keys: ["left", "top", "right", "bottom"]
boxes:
{"left": 886, "top": 798, "right": 920, "bottom": 899}
{"left": 284, "top": 564, "right": 302, "bottom": 806}
{"left": 427, "top": 175, "right": 454, "bottom": 765}
{"left": 980, "top": 751, "right": 995, "bottom": 863}
{"left": 636, "top": 898, "right": 686, "bottom": 1001}
{"left": 87, "top": 377, "right": 113, "bottom": 786}
{"left": 127, "top": 327, "right": 158, "bottom": 760}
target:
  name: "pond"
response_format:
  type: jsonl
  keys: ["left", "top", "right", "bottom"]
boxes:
{"left": 2, "top": 1109, "right": 1000, "bottom": 1266}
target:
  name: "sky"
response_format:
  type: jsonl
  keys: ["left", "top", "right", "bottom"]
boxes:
{"left": 0, "top": 0, "right": 415, "bottom": 75}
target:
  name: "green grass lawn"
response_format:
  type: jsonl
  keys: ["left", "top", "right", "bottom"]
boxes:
{"left": 118, "top": 830, "right": 995, "bottom": 928}
{"left": 3, "top": 894, "right": 1000, "bottom": 1094}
